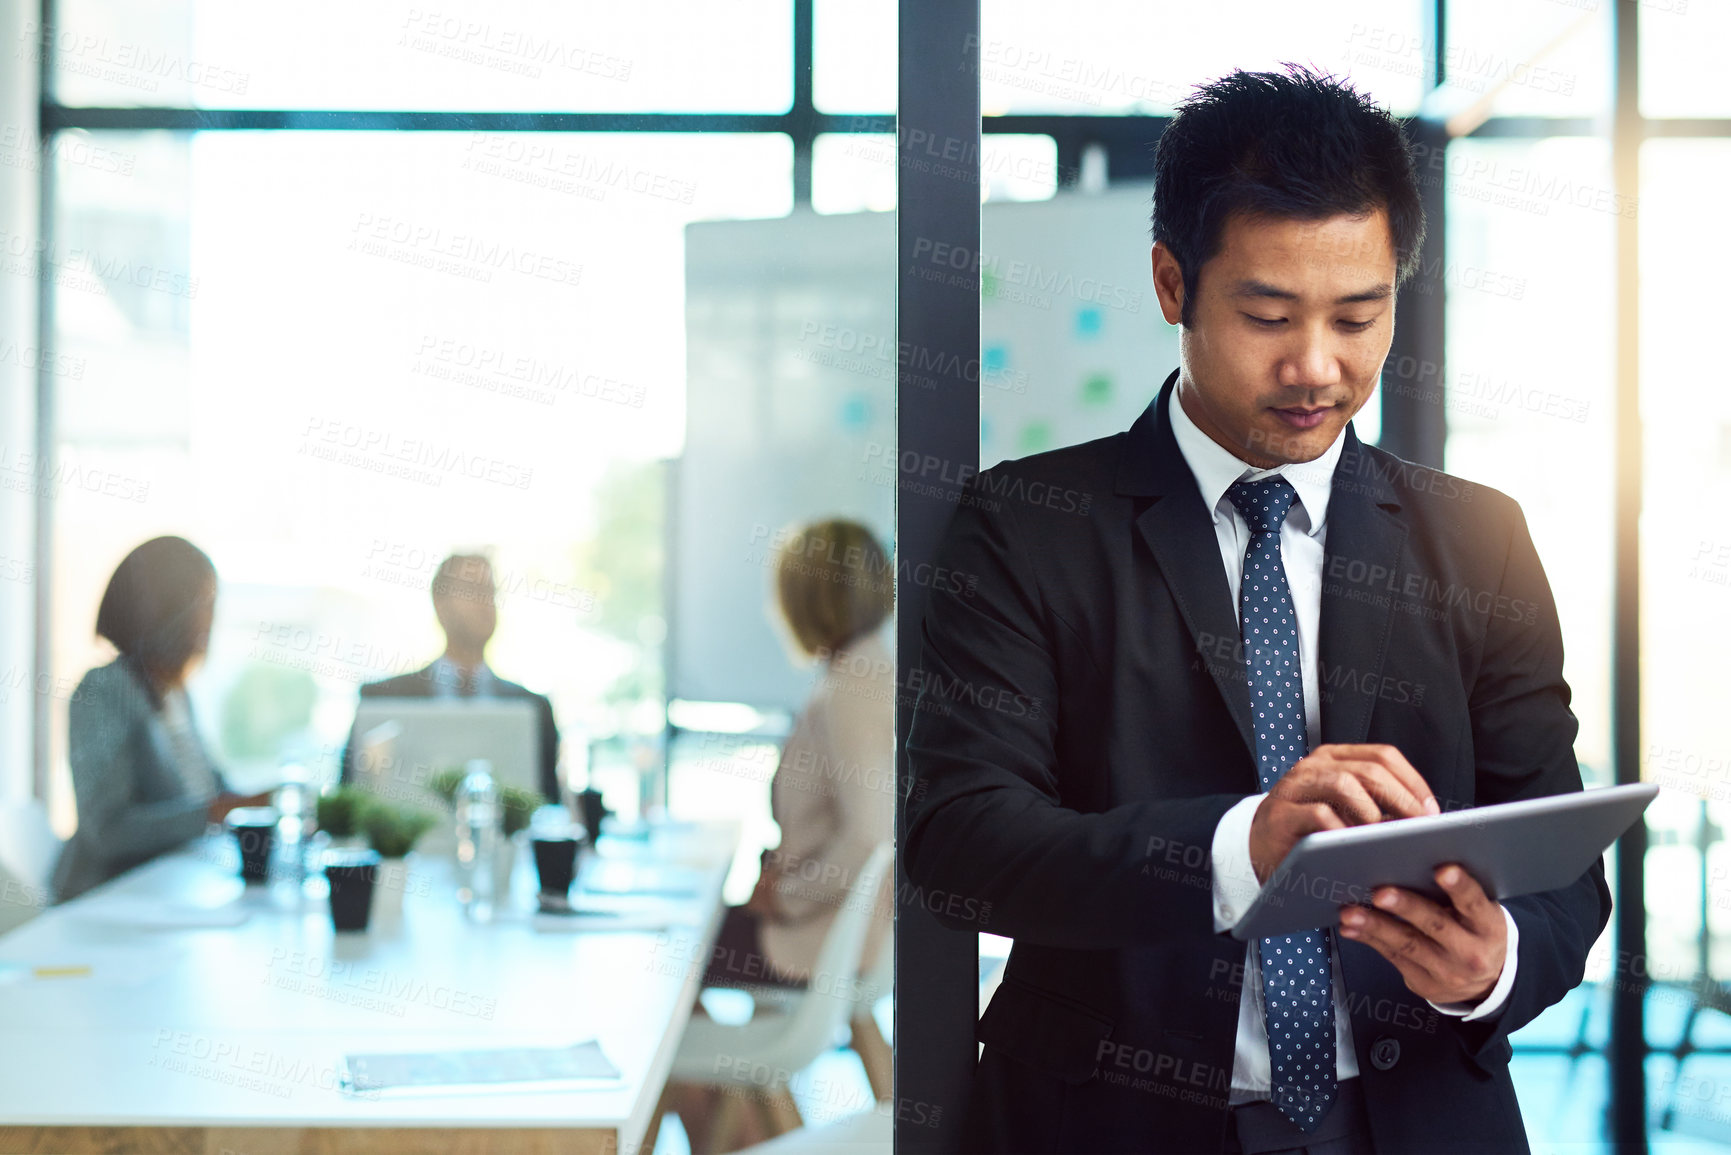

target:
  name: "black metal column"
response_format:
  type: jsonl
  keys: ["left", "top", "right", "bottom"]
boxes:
{"left": 1380, "top": 114, "right": 1448, "bottom": 469}
{"left": 1608, "top": 0, "right": 1647, "bottom": 1149}
{"left": 894, "top": 0, "right": 980, "bottom": 1150}
{"left": 791, "top": 0, "right": 813, "bottom": 205}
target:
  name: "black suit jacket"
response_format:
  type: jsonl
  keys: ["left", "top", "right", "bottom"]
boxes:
{"left": 902, "top": 369, "right": 1611, "bottom": 1154}
{"left": 339, "top": 664, "right": 561, "bottom": 803}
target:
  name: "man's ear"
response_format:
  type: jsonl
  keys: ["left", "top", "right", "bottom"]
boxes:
{"left": 1150, "top": 242, "right": 1185, "bottom": 327}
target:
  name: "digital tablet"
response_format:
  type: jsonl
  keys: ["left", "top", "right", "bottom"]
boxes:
{"left": 1230, "top": 781, "right": 1658, "bottom": 941}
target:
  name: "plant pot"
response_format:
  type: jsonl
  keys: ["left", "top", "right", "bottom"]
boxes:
{"left": 324, "top": 849, "right": 380, "bottom": 933}
{"left": 373, "top": 856, "right": 412, "bottom": 922}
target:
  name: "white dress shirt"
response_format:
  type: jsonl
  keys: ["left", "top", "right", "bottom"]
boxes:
{"left": 157, "top": 687, "right": 219, "bottom": 803}
{"left": 428, "top": 657, "right": 497, "bottom": 699}
{"left": 1165, "top": 386, "right": 1520, "bottom": 1105}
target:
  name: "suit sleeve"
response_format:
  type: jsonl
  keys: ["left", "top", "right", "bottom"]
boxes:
{"left": 1446, "top": 499, "right": 1613, "bottom": 1063}
{"left": 67, "top": 674, "right": 209, "bottom": 874}
{"left": 536, "top": 693, "right": 560, "bottom": 803}
{"left": 903, "top": 474, "right": 1247, "bottom": 949}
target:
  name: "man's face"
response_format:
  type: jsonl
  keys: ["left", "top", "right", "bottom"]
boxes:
{"left": 1151, "top": 207, "right": 1397, "bottom": 468}
{"left": 433, "top": 561, "right": 498, "bottom": 650}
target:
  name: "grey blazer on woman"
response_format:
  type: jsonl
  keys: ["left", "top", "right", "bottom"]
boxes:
{"left": 51, "top": 658, "right": 227, "bottom": 903}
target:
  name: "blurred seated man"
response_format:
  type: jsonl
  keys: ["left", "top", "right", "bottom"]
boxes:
{"left": 53, "top": 536, "right": 272, "bottom": 902}
{"left": 341, "top": 553, "right": 560, "bottom": 802}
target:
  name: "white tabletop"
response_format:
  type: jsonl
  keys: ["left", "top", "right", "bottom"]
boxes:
{"left": 0, "top": 818, "right": 737, "bottom": 1148}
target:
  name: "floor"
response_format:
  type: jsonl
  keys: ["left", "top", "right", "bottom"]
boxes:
{"left": 653, "top": 990, "right": 891, "bottom": 1155}
{"left": 653, "top": 981, "right": 1731, "bottom": 1153}
{"left": 1513, "top": 980, "right": 1731, "bottom": 1152}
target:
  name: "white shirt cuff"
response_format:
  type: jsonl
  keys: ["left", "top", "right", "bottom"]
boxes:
{"left": 1211, "top": 793, "right": 1267, "bottom": 934}
{"left": 1427, "top": 904, "right": 1520, "bottom": 1021}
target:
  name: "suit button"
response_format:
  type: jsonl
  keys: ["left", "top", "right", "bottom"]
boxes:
{"left": 1370, "top": 1036, "right": 1400, "bottom": 1070}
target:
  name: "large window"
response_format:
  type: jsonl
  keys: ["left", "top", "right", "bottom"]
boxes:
{"left": 42, "top": 0, "right": 794, "bottom": 112}
{"left": 48, "top": 130, "right": 790, "bottom": 815}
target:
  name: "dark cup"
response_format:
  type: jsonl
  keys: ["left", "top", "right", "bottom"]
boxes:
{"left": 532, "top": 835, "right": 579, "bottom": 896}
{"left": 226, "top": 807, "right": 278, "bottom": 884}
{"left": 324, "top": 849, "right": 381, "bottom": 932}
{"left": 577, "top": 788, "right": 610, "bottom": 843}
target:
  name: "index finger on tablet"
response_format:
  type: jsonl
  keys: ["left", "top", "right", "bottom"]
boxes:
{"left": 1327, "top": 744, "right": 1439, "bottom": 816}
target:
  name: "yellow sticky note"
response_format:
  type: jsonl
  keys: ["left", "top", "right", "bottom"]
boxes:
{"left": 32, "top": 965, "right": 92, "bottom": 979}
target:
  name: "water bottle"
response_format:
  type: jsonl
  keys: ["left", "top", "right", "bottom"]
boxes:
{"left": 454, "top": 759, "right": 500, "bottom": 920}
{"left": 274, "top": 763, "right": 311, "bottom": 889}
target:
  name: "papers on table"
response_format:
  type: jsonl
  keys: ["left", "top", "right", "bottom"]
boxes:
{"left": 342, "top": 1040, "right": 622, "bottom": 1092}
{"left": 577, "top": 859, "right": 705, "bottom": 898}
{"left": 64, "top": 898, "right": 251, "bottom": 930}
{"left": 530, "top": 908, "right": 687, "bottom": 933}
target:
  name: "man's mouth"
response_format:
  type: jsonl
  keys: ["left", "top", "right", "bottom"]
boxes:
{"left": 1270, "top": 406, "right": 1330, "bottom": 430}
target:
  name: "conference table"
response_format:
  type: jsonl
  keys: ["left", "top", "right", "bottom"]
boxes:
{"left": 0, "top": 816, "right": 739, "bottom": 1155}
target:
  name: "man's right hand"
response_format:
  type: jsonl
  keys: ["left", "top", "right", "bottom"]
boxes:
{"left": 1247, "top": 744, "right": 1440, "bottom": 884}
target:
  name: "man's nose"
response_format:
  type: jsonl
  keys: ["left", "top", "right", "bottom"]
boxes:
{"left": 1280, "top": 328, "right": 1344, "bottom": 389}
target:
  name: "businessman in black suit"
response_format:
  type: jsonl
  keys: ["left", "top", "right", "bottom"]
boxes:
{"left": 341, "top": 553, "right": 561, "bottom": 802}
{"left": 903, "top": 65, "right": 1611, "bottom": 1154}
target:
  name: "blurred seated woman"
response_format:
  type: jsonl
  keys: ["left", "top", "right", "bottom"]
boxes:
{"left": 664, "top": 518, "right": 897, "bottom": 1152}
{"left": 51, "top": 536, "right": 270, "bottom": 902}
{"left": 704, "top": 517, "right": 896, "bottom": 988}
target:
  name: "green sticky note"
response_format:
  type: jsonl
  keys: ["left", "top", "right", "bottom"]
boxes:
{"left": 1081, "top": 373, "right": 1113, "bottom": 406}
{"left": 1017, "top": 421, "right": 1053, "bottom": 454}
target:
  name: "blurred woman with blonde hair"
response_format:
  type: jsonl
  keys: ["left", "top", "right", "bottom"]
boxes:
{"left": 703, "top": 516, "right": 896, "bottom": 989}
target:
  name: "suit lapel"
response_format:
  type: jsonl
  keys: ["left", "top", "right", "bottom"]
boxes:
{"left": 1317, "top": 429, "right": 1408, "bottom": 746}
{"left": 1120, "top": 371, "right": 1258, "bottom": 763}
{"left": 1119, "top": 373, "right": 1412, "bottom": 761}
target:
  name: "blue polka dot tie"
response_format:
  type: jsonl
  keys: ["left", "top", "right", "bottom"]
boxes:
{"left": 1227, "top": 476, "right": 1336, "bottom": 1133}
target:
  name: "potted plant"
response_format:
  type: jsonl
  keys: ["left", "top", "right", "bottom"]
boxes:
{"left": 314, "top": 787, "right": 366, "bottom": 847}
{"left": 359, "top": 799, "right": 437, "bottom": 921}
{"left": 428, "top": 766, "right": 468, "bottom": 807}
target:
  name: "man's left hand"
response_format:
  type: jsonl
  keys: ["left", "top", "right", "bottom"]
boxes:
{"left": 1337, "top": 864, "right": 1508, "bottom": 1005}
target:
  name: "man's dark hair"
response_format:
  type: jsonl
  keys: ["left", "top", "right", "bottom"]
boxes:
{"left": 1151, "top": 63, "right": 1426, "bottom": 327}
{"left": 96, "top": 535, "right": 216, "bottom": 684}
{"left": 432, "top": 552, "right": 494, "bottom": 604}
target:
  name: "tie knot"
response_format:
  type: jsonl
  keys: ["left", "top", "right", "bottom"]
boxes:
{"left": 1226, "top": 476, "right": 1299, "bottom": 535}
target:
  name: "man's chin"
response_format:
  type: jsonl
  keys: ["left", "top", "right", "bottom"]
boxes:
{"left": 1245, "top": 415, "right": 1344, "bottom": 465}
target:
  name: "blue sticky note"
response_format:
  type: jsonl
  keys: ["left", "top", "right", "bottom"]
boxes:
{"left": 839, "top": 393, "right": 871, "bottom": 430}
{"left": 983, "top": 344, "right": 1009, "bottom": 374}
{"left": 1075, "top": 307, "right": 1103, "bottom": 338}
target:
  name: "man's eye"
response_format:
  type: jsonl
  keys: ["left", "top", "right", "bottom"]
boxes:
{"left": 1244, "top": 314, "right": 1377, "bottom": 331}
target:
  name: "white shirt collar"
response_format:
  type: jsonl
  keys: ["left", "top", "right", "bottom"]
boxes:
{"left": 1166, "top": 382, "right": 1347, "bottom": 537}
{"left": 430, "top": 657, "right": 494, "bottom": 696}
